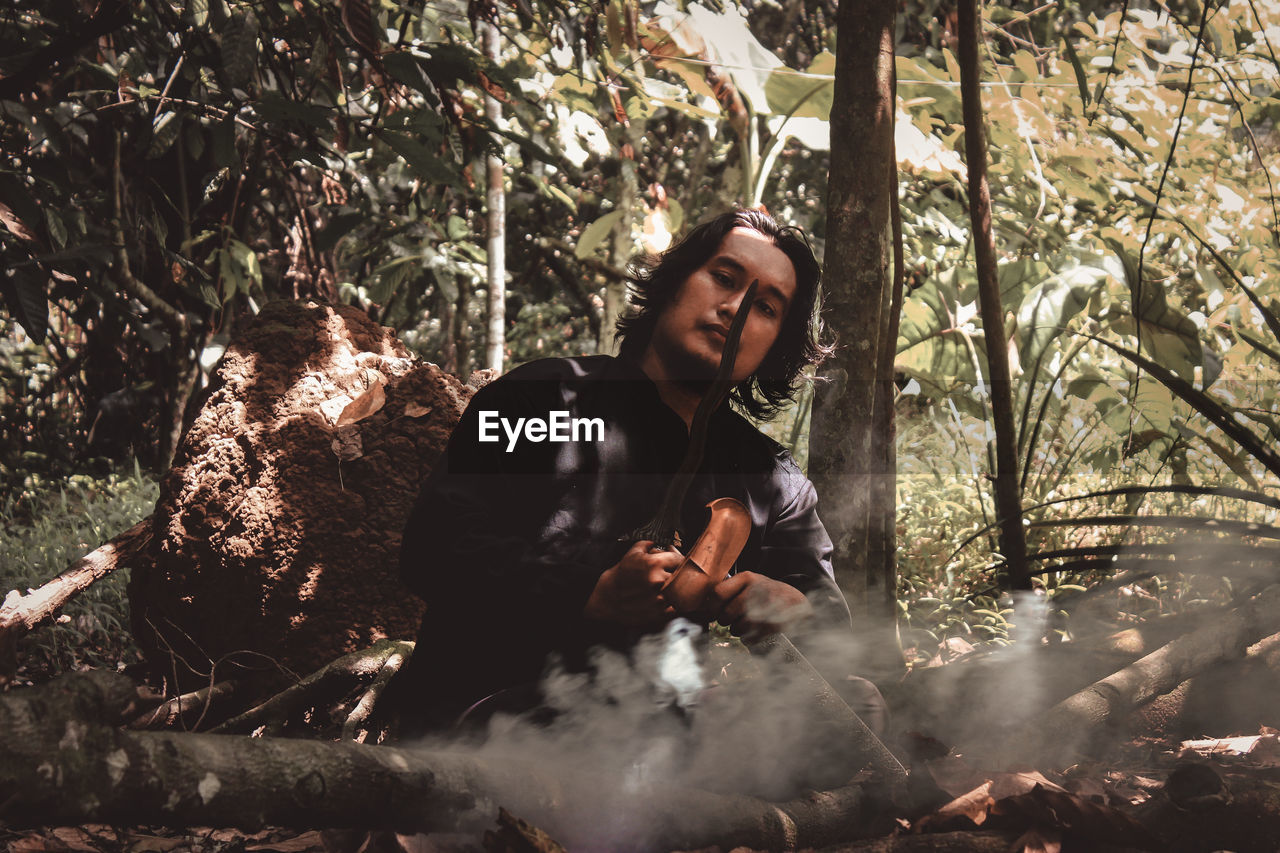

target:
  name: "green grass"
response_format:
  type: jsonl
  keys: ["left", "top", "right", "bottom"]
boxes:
{"left": 1, "top": 461, "right": 158, "bottom": 682}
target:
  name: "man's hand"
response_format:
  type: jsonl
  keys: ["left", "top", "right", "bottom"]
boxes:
{"left": 709, "top": 572, "right": 812, "bottom": 639}
{"left": 584, "top": 540, "right": 682, "bottom": 628}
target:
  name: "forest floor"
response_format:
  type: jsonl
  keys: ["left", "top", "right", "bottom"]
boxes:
{"left": 5, "top": 693, "right": 1280, "bottom": 853}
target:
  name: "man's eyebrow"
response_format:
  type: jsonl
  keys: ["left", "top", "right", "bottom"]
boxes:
{"left": 711, "top": 255, "right": 792, "bottom": 309}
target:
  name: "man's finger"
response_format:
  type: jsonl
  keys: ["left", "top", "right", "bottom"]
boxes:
{"left": 648, "top": 564, "right": 674, "bottom": 587}
{"left": 711, "top": 572, "right": 751, "bottom": 604}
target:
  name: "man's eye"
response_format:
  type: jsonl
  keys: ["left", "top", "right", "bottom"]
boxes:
{"left": 756, "top": 300, "right": 777, "bottom": 318}
{"left": 713, "top": 272, "right": 733, "bottom": 286}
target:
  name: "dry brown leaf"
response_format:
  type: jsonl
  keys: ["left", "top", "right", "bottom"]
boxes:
{"left": 1250, "top": 735, "right": 1280, "bottom": 767}
{"left": 0, "top": 201, "right": 40, "bottom": 243}
{"left": 246, "top": 830, "right": 325, "bottom": 851}
{"left": 331, "top": 424, "right": 363, "bottom": 461}
{"left": 337, "top": 381, "right": 386, "bottom": 426}
{"left": 993, "top": 784, "right": 1159, "bottom": 850}
{"left": 1063, "top": 775, "right": 1109, "bottom": 802}
{"left": 1013, "top": 826, "right": 1062, "bottom": 853}
{"left": 989, "top": 768, "right": 1066, "bottom": 800}
{"left": 925, "top": 756, "right": 1064, "bottom": 801}
{"left": 122, "top": 834, "right": 189, "bottom": 852}
{"left": 403, "top": 402, "right": 432, "bottom": 418}
{"left": 49, "top": 827, "right": 103, "bottom": 851}
{"left": 926, "top": 779, "right": 997, "bottom": 827}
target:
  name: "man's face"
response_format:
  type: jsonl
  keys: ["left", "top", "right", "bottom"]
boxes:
{"left": 643, "top": 227, "right": 797, "bottom": 385}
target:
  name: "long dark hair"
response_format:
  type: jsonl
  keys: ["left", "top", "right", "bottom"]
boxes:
{"left": 615, "top": 209, "right": 832, "bottom": 421}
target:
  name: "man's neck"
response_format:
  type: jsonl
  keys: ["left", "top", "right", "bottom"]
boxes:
{"left": 636, "top": 350, "right": 706, "bottom": 430}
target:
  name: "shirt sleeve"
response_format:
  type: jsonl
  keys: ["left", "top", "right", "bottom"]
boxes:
{"left": 755, "top": 469, "right": 854, "bottom": 636}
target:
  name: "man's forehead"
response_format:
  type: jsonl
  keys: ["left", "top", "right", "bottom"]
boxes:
{"left": 711, "top": 228, "right": 797, "bottom": 303}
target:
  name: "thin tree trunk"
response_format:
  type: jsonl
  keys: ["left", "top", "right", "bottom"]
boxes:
{"left": 812, "top": 1, "right": 896, "bottom": 624}
{"left": 599, "top": 147, "right": 638, "bottom": 355}
{"left": 865, "top": 67, "right": 906, "bottom": 633}
{"left": 956, "top": 0, "right": 1029, "bottom": 589}
{"left": 454, "top": 273, "right": 472, "bottom": 378}
{"left": 481, "top": 18, "right": 505, "bottom": 372}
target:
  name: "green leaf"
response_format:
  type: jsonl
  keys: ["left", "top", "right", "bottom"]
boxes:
{"left": 382, "top": 131, "right": 456, "bottom": 184}
{"left": 1087, "top": 333, "right": 1280, "bottom": 480}
{"left": 314, "top": 212, "right": 364, "bottom": 254}
{"left": 211, "top": 114, "right": 237, "bottom": 169}
{"left": 215, "top": 248, "right": 242, "bottom": 303}
{"left": 254, "top": 90, "right": 331, "bottom": 129}
{"left": 533, "top": 179, "right": 576, "bottom": 210}
{"left": 1016, "top": 259, "right": 1109, "bottom": 363}
{"left": 446, "top": 215, "right": 468, "bottom": 242}
{"left": 43, "top": 208, "right": 67, "bottom": 249}
{"left": 227, "top": 238, "right": 261, "bottom": 287}
{"left": 382, "top": 52, "right": 440, "bottom": 106}
{"left": 575, "top": 210, "right": 625, "bottom": 259}
{"left": 148, "top": 110, "right": 182, "bottom": 159}
{"left": 1060, "top": 35, "right": 1090, "bottom": 109}
{"left": 1, "top": 263, "right": 49, "bottom": 344}
{"left": 764, "top": 51, "right": 834, "bottom": 119}
{"left": 667, "top": 197, "right": 684, "bottom": 233}
{"left": 221, "top": 11, "right": 260, "bottom": 91}
{"left": 186, "top": 0, "right": 209, "bottom": 27}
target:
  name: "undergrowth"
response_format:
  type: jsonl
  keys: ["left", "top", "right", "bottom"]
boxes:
{"left": 1, "top": 461, "right": 158, "bottom": 683}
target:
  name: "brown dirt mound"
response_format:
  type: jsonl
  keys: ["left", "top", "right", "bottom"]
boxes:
{"left": 129, "top": 301, "right": 484, "bottom": 693}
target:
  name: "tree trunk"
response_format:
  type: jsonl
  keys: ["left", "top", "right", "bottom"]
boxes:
{"left": 812, "top": 0, "right": 898, "bottom": 673}
{"left": 0, "top": 517, "right": 152, "bottom": 684}
{"left": 599, "top": 145, "right": 638, "bottom": 355}
{"left": 454, "top": 271, "right": 472, "bottom": 378}
{"left": 0, "top": 671, "right": 893, "bottom": 849}
{"left": 865, "top": 81, "right": 906, "bottom": 645}
{"left": 481, "top": 18, "right": 506, "bottom": 373}
{"left": 955, "top": 0, "right": 1029, "bottom": 589}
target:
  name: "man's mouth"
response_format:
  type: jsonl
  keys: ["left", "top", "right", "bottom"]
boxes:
{"left": 704, "top": 324, "right": 730, "bottom": 340}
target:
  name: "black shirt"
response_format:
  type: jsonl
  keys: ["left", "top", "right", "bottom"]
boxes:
{"left": 397, "top": 355, "right": 851, "bottom": 725}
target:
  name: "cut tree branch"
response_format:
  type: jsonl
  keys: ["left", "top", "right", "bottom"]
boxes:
{"left": 0, "top": 517, "right": 152, "bottom": 683}
{"left": 1003, "top": 583, "right": 1280, "bottom": 766}
{"left": 211, "top": 639, "right": 415, "bottom": 735}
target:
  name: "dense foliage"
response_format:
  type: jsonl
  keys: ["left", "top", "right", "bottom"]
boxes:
{"left": 4, "top": 0, "right": 1280, "bottom": 664}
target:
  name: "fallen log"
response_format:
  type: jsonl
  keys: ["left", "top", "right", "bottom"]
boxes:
{"left": 0, "top": 516, "right": 152, "bottom": 683}
{"left": 0, "top": 670, "right": 894, "bottom": 850}
{"left": 1003, "top": 583, "right": 1280, "bottom": 765}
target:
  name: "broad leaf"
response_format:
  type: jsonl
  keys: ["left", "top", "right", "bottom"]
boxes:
{"left": 575, "top": 210, "right": 625, "bottom": 259}
{"left": 1016, "top": 259, "right": 1109, "bottom": 364}
{"left": 1, "top": 263, "right": 49, "bottom": 344}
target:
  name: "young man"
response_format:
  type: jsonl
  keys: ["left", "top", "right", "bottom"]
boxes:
{"left": 396, "top": 210, "right": 851, "bottom": 731}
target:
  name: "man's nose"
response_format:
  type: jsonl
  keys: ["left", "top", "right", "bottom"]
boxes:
{"left": 718, "top": 289, "right": 746, "bottom": 317}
